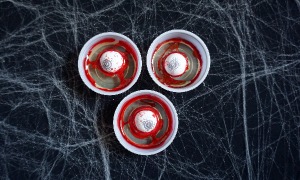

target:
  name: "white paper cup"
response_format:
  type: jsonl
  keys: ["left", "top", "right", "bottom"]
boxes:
{"left": 113, "top": 90, "right": 178, "bottom": 155}
{"left": 78, "top": 32, "right": 142, "bottom": 95}
{"left": 147, "top": 29, "right": 210, "bottom": 92}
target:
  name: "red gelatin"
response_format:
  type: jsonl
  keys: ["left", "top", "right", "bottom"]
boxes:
{"left": 83, "top": 38, "right": 138, "bottom": 92}
{"left": 151, "top": 38, "right": 203, "bottom": 88}
{"left": 117, "top": 94, "right": 174, "bottom": 149}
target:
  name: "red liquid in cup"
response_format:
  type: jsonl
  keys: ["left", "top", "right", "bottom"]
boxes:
{"left": 83, "top": 38, "right": 138, "bottom": 91}
{"left": 117, "top": 94, "right": 174, "bottom": 149}
{"left": 151, "top": 38, "right": 203, "bottom": 88}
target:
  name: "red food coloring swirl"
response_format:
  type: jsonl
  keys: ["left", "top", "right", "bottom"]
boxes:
{"left": 83, "top": 38, "right": 138, "bottom": 92}
{"left": 152, "top": 38, "right": 203, "bottom": 87}
{"left": 118, "top": 94, "right": 174, "bottom": 149}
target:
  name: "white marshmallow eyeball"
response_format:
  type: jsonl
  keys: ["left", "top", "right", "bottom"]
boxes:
{"left": 100, "top": 51, "right": 124, "bottom": 73}
{"left": 134, "top": 110, "right": 158, "bottom": 133}
{"left": 164, "top": 53, "right": 187, "bottom": 77}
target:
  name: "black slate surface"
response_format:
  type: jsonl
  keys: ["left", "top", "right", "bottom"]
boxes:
{"left": 0, "top": 0, "right": 300, "bottom": 179}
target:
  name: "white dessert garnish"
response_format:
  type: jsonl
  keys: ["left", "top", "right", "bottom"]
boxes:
{"left": 134, "top": 110, "right": 158, "bottom": 133}
{"left": 100, "top": 51, "right": 124, "bottom": 73}
{"left": 164, "top": 52, "right": 187, "bottom": 77}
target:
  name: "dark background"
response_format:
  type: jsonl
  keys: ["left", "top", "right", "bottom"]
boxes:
{"left": 1, "top": 0, "right": 300, "bottom": 179}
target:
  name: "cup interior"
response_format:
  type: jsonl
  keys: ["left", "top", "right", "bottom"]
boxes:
{"left": 147, "top": 30, "right": 210, "bottom": 92}
{"left": 113, "top": 90, "right": 178, "bottom": 155}
{"left": 78, "top": 32, "right": 142, "bottom": 95}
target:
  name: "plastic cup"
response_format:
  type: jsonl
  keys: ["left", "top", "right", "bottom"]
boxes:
{"left": 147, "top": 29, "right": 210, "bottom": 92}
{"left": 78, "top": 32, "right": 142, "bottom": 95}
{"left": 113, "top": 90, "right": 178, "bottom": 155}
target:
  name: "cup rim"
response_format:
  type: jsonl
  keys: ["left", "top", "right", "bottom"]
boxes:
{"left": 146, "top": 29, "right": 211, "bottom": 93}
{"left": 113, "top": 90, "right": 178, "bottom": 155}
{"left": 78, "top": 32, "right": 142, "bottom": 95}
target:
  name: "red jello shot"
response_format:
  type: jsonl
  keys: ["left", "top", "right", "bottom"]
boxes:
{"left": 147, "top": 30, "right": 211, "bottom": 92}
{"left": 78, "top": 32, "right": 142, "bottom": 95}
{"left": 113, "top": 90, "right": 178, "bottom": 155}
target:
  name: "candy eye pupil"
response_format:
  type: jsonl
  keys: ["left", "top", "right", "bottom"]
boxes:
{"left": 143, "top": 120, "right": 154, "bottom": 131}
{"left": 103, "top": 59, "right": 111, "bottom": 69}
{"left": 167, "top": 58, "right": 179, "bottom": 71}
